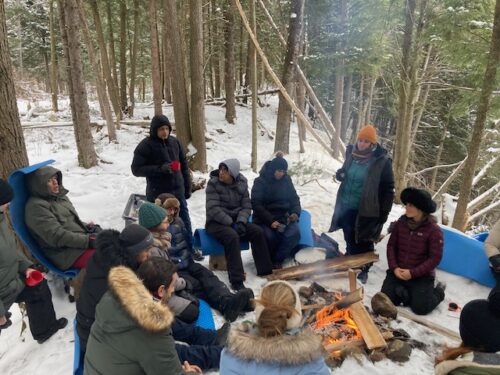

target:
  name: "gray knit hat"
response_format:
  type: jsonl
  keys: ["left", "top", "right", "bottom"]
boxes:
{"left": 138, "top": 202, "right": 167, "bottom": 229}
{"left": 119, "top": 224, "right": 154, "bottom": 256}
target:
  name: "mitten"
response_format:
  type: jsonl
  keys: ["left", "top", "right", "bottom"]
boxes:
{"left": 236, "top": 222, "right": 246, "bottom": 236}
{"left": 170, "top": 160, "right": 181, "bottom": 172}
{"left": 335, "top": 168, "right": 346, "bottom": 182}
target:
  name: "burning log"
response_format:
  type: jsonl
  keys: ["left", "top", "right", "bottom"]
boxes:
{"left": 325, "top": 331, "right": 394, "bottom": 352}
{"left": 267, "top": 252, "right": 379, "bottom": 281}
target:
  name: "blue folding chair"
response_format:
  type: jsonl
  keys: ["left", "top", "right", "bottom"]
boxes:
{"left": 73, "top": 320, "right": 84, "bottom": 375}
{"left": 195, "top": 299, "right": 215, "bottom": 330}
{"left": 8, "top": 159, "right": 80, "bottom": 278}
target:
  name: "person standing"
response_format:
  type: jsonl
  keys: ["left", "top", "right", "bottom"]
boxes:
{"left": 251, "top": 153, "right": 301, "bottom": 269}
{"left": 381, "top": 188, "right": 445, "bottom": 315}
{"left": 205, "top": 159, "right": 273, "bottom": 290}
{"left": 329, "top": 124, "right": 394, "bottom": 283}
{"left": 131, "top": 114, "right": 202, "bottom": 261}
{"left": 0, "top": 178, "right": 67, "bottom": 343}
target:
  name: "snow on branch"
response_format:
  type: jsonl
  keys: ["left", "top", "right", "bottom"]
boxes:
{"left": 472, "top": 155, "right": 499, "bottom": 187}
{"left": 407, "top": 160, "right": 463, "bottom": 176}
{"left": 468, "top": 182, "right": 500, "bottom": 213}
{"left": 469, "top": 199, "right": 500, "bottom": 223}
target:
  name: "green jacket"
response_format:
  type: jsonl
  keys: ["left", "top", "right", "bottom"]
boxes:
{"left": 84, "top": 266, "right": 196, "bottom": 375}
{"left": 25, "top": 166, "right": 89, "bottom": 270}
{"left": 0, "top": 210, "right": 32, "bottom": 316}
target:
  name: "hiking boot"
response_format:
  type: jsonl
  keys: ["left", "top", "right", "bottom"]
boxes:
{"left": 193, "top": 249, "right": 205, "bottom": 262}
{"left": 37, "top": 318, "right": 68, "bottom": 344}
{"left": 222, "top": 289, "right": 253, "bottom": 322}
{"left": 231, "top": 282, "right": 247, "bottom": 292}
{"left": 435, "top": 281, "right": 446, "bottom": 302}
{"left": 242, "top": 288, "right": 255, "bottom": 312}
{"left": 215, "top": 322, "right": 231, "bottom": 346}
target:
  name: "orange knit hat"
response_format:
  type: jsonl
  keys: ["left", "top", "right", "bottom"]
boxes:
{"left": 357, "top": 124, "right": 377, "bottom": 144}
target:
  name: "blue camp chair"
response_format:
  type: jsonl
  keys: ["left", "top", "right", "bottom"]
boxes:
{"left": 193, "top": 209, "right": 314, "bottom": 256}
{"left": 8, "top": 159, "right": 80, "bottom": 278}
{"left": 73, "top": 320, "right": 84, "bottom": 375}
{"left": 195, "top": 299, "right": 216, "bottom": 330}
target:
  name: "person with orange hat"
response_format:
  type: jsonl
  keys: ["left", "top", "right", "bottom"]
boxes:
{"left": 329, "top": 124, "right": 394, "bottom": 283}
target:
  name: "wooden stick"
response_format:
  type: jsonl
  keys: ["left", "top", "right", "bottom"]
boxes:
{"left": 350, "top": 302, "right": 387, "bottom": 350}
{"left": 322, "top": 288, "right": 364, "bottom": 314}
{"left": 348, "top": 269, "right": 357, "bottom": 292}
{"left": 397, "top": 308, "right": 461, "bottom": 342}
{"left": 324, "top": 331, "right": 393, "bottom": 352}
{"left": 234, "top": 0, "right": 339, "bottom": 160}
{"left": 302, "top": 303, "right": 325, "bottom": 311}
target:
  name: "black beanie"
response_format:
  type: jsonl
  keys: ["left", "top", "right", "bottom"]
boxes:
{"left": 119, "top": 224, "right": 154, "bottom": 256}
{"left": 0, "top": 178, "right": 14, "bottom": 206}
{"left": 269, "top": 155, "right": 288, "bottom": 172}
{"left": 151, "top": 114, "right": 171, "bottom": 131}
{"left": 400, "top": 187, "right": 436, "bottom": 214}
{"left": 459, "top": 299, "right": 500, "bottom": 352}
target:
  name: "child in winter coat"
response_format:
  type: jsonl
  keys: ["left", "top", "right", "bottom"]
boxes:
{"left": 155, "top": 193, "right": 254, "bottom": 323}
{"left": 138, "top": 202, "right": 199, "bottom": 323}
{"left": 220, "top": 280, "right": 330, "bottom": 374}
{"left": 381, "top": 187, "right": 445, "bottom": 315}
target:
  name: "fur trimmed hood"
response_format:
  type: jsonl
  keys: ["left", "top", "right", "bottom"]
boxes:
{"left": 435, "top": 352, "right": 500, "bottom": 375}
{"left": 107, "top": 266, "right": 173, "bottom": 332}
{"left": 226, "top": 322, "right": 324, "bottom": 365}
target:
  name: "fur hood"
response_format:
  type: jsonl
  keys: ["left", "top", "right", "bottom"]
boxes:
{"left": 435, "top": 352, "right": 500, "bottom": 375}
{"left": 226, "top": 322, "right": 324, "bottom": 365}
{"left": 107, "top": 266, "right": 173, "bottom": 332}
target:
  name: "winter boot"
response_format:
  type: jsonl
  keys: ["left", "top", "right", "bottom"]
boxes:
{"left": 216, "top": 322, "right": 231, "bottom": 346}
{"left": 37, "top": 318, "right": 68, "bottom": 344}
{"left": 221, "top": 289, "right": 253, "bottom": 322}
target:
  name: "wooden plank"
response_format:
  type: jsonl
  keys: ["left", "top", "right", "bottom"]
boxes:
{"left": 324, "top": 331, "right": 393, "bottom": 352}
{"left": 397, "top": 308, "right": 461, "bottom": 342}
{"left": 267, "top": 252, "right": 379, "bottom": 281}
{"left": 348, "top": 269, "right": 357, "bottom": 292}
{"left": 350, "top": 302, "right": 387, "bottom": 350}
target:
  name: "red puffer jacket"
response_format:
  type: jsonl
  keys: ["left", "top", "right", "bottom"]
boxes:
{"left": 387, "top": 215, "right": 443, "bottom": 279}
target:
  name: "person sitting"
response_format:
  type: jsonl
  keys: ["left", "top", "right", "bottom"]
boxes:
{"left": 381, "top": 187, "right": 445, "bottom": 315}
{"left": 77, "top": 224, "right": 228, "bottom": 370}
{"left": 251, "top": 152, "right": 301, "bottom": 269}
{"left": 220, "top": 280, "right": 330, "bottom": 374}
{"left": 0, "top": 178, "right": 67, "bottom": 344}
{"left": 139, "top": 200, "right": 253, "bottom": 323}
{"left": 25, "top": 166, "right": 100, "bottom": 270}
{"left": 84, "top": 262, "right": 201, "bottom": 374}
{"left": 485, "top": 219, "right": 500, "bottom": 315}
{"left": 205, "top": 159, "right": 273, "bottom": 290}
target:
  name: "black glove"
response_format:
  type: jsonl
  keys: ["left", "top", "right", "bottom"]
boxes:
{"left": 288, "top": 213, "right": 299, "bottom": 223}
{"left": 88, "top": 235, "right": 97, "bottom": 249}
{"left": 489, "top": 254, "right": 500, "bottom": 273}
{"left": 160, "top": 162, "right": 173, "bottom": 174}
{"left": 335, "top": 168, "right": 346, "bottom": 182}
{"left": 184, "top": 189, "right": 192, "bottom": 200}
{"left": 235, "top": 222, "right": 246, "bottom": 236}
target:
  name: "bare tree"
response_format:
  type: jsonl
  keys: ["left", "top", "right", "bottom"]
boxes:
{"left": 149, "top": 0, "right": 162, "bottom": 115}
{"left": 49, "top": 0, "right": 59, "bottom": 112}
{"left": 128, "top": 0, "right": 140, "bottom": 116}
{"left": 452, "top": 0, "right": 500, "bottom": 230}
{"left": 119, "top": 0, "right": 127, "bottom": 110}
{"left": 224, "top": 2, "right": 236, "bottom": 123}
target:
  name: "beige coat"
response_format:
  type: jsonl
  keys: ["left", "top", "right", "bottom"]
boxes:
{"left": 485, "top": 219, "right": 500, "bottom": 258}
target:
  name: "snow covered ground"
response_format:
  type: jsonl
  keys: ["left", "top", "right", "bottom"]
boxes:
{"left": 0, "top": 97, "right": 491, "bottom": 374}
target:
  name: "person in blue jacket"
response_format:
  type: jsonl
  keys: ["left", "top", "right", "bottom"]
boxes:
{"left": 220, "top": 280, "right": 330, "bottom": 375}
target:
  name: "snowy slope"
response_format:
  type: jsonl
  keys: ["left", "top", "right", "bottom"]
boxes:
{"left": 0, "top": 97, "right": 491, "bottom": 375}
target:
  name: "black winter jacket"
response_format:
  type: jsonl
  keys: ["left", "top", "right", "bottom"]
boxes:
{"left": 131, "top": 121, "right": 191, "bottom": 202}
{"left": 168, "top": 216, "right": 192, "bottom": 270}
{"left": 205, "top": 169, "right": 251, "bottom": 226}
{"left": 329, "top": 143, "right": 394, "bottom": 243}
{"left": 251, "top": 161, "right": 301, "bottom": 226}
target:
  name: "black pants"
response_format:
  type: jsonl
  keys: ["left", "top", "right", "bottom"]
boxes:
{"left": 489, "top": 270, "right": 500, "bottom": 315}
{"left": 172, "top": 319, "right": 222, "bottom": 370}
{"left": 206, "top": 222, "right": 273, "bottom": 284}
{"left": 381, "top": 270, "right": 444, "bottom": 315}
{"left": 179, "top": 262, "right": 231, "bottom": 313}
{"left": 15, "top": 279, "right": 58, "bottom": 340}
{"left": 341, "top": 209, "right": 375, "bottom": 255}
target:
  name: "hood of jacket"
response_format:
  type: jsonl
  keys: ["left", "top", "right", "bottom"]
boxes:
{"left": 26, "top": 165, "right": 68, "bottom": 199}
{"left": 209, "top": 167, "right": 248, "bottom": 187}
{"left": 98, "top": 266, "right": 174, "bottom": 334}
{"left": 93, "top": 229, "right": 125, "bottom": 270}
{"left": 149, "top": 119, "right": 172, "bottom": 141}
{"left": 219, "top": 158, "right": 241, "bottom": 179}
{"left": 258, "top": 160, "right": 291, "bottom": 181}
{"left": 226, "top": 322, "right": 324, "bottom": 366}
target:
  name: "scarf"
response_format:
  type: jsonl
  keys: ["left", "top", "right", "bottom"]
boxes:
{"left": 351, "top": 143, "right": 376, "bottom": 163}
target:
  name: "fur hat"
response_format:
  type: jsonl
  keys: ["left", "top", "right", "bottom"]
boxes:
{"left": 254, "top": 280, "right": 302, "bottom": 330}
{"left": 459, "top": 299, "right": 500, "bottom": 352}
{"left": 138, "top": 202, "right": 167, "bottom": 229}
{"left": 269, "top": 152, "right": 288, "bottom": 172}
{"left": 119, "top": 223, "right": 154, "bottom": 256}
{"left": 0, "top": 178, "right": 14, "bottom": 206}
{"left": 400, "top": 187, "right": 437, "bottom": 214}
{"left": 357, "top": 124, "right": 377, "bottom": 144}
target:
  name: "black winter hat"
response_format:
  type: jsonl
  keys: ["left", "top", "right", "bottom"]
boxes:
{"left": 269, "top": 154, "right": 288, "bottom": 172}
{"left": 459, "top": 299, "right": 500, "bottom": 352}
{"left": 0, "top": 178, "right": 14, "bottom": 206}
{"left": 150, "top": 114, "right": 172, "bottom": 132}
{"left": 119, "top": 224, "right": 154, "bottom": 256}
{"left": 400, "top": 187, "right": 436, "bottom": 214}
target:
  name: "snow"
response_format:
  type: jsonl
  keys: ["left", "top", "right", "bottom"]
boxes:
{"left": 0, "top": 97, "right": 492, "bottom": 375}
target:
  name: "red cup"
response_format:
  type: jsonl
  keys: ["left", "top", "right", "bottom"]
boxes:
{"left": 25, "top": 270, "right": 44, "bottom": 287}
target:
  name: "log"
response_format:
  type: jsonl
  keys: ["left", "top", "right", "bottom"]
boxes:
{"left": 21, "top": 119, "right": 165, "bottom": 129}
{"left": 348, "top": 269, "right": 357, "bottom": 292}
{"left": 397, "top": 308, "right": 461, "bottom": 342}
{"left": 324, "top": 330, "right": 393, "bottom": 352}
{"left": 321, "top": 288, "right": 364, "bottom": 315}
{"left": 267, "top": 252, "right": 379, "bottom": 281}
{"left": 350, "top": 302, "right": 387, "bottom": 350}
{"left": 310, "top": 270, "right": 359, "bottom": 281}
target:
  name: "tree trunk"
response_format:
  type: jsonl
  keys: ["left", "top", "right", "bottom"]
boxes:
{"left": 206, "top": 0, "right": 215, "bottom": 98}
{"left": 119, "top": 0, "right": 127, "bottom": 110}
{"left": 341, "top": 73, "right": 353, "bottom": 141}
{"left": 250, "top": 0, "right": 258, "bottom": 171}
{"left": 163, "top": 0, "right": 191, "bottom": 147}
{"left": 211, "top": 0, "right": 221, "bottom": 98}
{"left": 0, "top": 0, "right": 29, "bottom": 177}
{"left": 430, "top": 119, "right": 448, "bottom": 191}
{"left": 350, "top": 74, "right": 364, "bottom": 144}
{"left": 89, "top": 0, "right": 121, "bottom": 121}
{"left": 224, "top": 2, "right": 236, "bottom": 123}
{"left": 365, "top": 75, "right": 377, "bottom": 124}
{"left": 332, "top": 71, "right": 344, "bottom": 158}
{"left": 76, "top": 0, "right": 116, "bottom": 142}
{"left": 149, "top": 0, "right": 162, "bottom": 115}
{"left": 161, "top": 7, "right": 172, "bottom": 104}
{"left": 129, "top": 0, "right": 139, "bottom": 116}
{"left": 49, "top": 0, "right": 59, "bottom": 112}
{"left": 58, "top": 0, "right": 98, "bottom": 168}
{"left": 296, "top": 78, "right": 306, "bottom": 153}
{"left": 189, "top": 0, "right": 207, "bottom": 172}
{"left": 106, "top": 1, "right": 119, "bottom": 90}
{"left": 274, "top": 0, "right": 304, "bottom": 153}
{"left": 452, "top": 0, "right": 500, "bottom": 230}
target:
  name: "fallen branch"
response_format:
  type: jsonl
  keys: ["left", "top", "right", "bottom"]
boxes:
{"left": 397, "top": 308, "right": 460, "bottom": 342}
{"left": 469, "top": 199, "right": 500, "bottom": 222}
{"left": 432, "top": 156, "right": 468, "bottom": 200}
{"left": 407, "top": 161, "right": 463, "bottom": 176}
